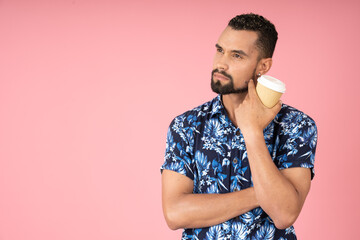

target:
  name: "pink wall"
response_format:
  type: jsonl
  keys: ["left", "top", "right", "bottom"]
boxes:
{"left": 1, "top": 0, "right": 359, "bottom": 239}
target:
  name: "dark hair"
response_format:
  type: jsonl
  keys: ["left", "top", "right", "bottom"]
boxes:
{"left": 228, "top": 13, "right": 278, "bottom": 59}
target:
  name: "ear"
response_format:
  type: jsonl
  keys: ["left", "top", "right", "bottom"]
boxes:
{"left": 256, "top": 58, "right": 272, "bottom": 75}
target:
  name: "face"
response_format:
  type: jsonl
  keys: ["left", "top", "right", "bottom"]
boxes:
{"left": 211, "top": 27, "right": 261, "bottom": 95}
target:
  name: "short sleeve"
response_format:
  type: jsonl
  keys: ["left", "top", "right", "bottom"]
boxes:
{"left": 275, "top": 113, "right": 318, "bottom": 180}
{"left": 160, "top": 117, "right": 195, "bottom": 180}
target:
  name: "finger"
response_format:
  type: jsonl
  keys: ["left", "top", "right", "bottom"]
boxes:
{"left": 247, "top": 79, "right": 257, "bottom": 97}
{"left": 248, "top": 79, "right": 255, "bottom": 89}
{"left": 248, "top": 79, "right": 262, "bottom": 103}
{"left": 274, "top": 100, "right": 282, "bottom": 113}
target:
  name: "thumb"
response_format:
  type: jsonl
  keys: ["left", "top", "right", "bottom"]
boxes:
{"left": 248, "top": 79, "right": 256, "bottom": 96}
{"left": 274, "top": 100, "right": 283, "bottom": 113}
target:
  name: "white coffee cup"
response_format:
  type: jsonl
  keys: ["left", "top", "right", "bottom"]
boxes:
{"left": 256, "top": 75, "right": 286, "bottom": 108}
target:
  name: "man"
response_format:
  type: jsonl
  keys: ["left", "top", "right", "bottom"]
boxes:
{"left": 160, "top": 13, "right": 317, "bottom": 240}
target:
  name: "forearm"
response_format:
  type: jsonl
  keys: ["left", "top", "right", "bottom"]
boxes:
{"left": 164, "top": 187, "right": 258, "bottom": 229}
{"left": 244, "top": 131, "right": 300, "bottom": 228}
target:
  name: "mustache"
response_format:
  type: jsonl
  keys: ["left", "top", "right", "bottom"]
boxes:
{"left": 212, "top": 69, "right": 233, "bottom": 81}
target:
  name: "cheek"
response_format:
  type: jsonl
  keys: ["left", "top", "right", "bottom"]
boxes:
{"left": 232, "top": 67, "right": 255, "bottom": 85}
{"left": 233, "top": 62, "right": 257, "bottom": 76}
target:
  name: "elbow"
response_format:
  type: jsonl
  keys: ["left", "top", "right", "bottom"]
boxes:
{"left": 265, "top": 199, "right": 301, "bottom": 230}
{"left": 163, "top": 206, "right": 184, "bottom": 230}
{"left": 164, "top": 215, "right": 181, "bottom": 230}
{"left": 273, "top": 213, "right": 298, "bottom": 230}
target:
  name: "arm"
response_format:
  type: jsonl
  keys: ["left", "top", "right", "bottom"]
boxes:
{"left": 235, "top": 79, "right": 312, "bottom": 229}
{"left": 243, "top": 132, "right": 311, "bottom": 229}
{"left": 162, "top": 169, "right": 259, "bottom": 230}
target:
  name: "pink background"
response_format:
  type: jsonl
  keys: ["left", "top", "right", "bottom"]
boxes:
{"left": 1, "top": 0, "right": 359, "bottom": 239}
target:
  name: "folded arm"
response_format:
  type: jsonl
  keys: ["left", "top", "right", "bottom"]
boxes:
{"left": 243, "top": 132, "right": 311, "bottom": 229}
{"left": 235, "top": 80, "right": 312, "bottom": 229}
{"left": 161, "top": 169, "right": 259, "bottom": 230}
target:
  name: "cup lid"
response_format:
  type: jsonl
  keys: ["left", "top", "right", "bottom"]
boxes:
{"left": 257, "top": 75, "right": 286, "bottom": 93}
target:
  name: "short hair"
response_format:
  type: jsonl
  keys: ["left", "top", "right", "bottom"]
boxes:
{"left": 228, "top": 13, "right": 278, "bottom": 59}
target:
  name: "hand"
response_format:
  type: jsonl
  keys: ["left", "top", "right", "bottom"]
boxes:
{"left": 235, "top": 79, "right": 282, "bottom": 137}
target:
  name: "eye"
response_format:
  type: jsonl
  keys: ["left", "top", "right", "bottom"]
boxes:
{"left": 216, "top": 48, "right": 223, "bottom": 53}
{"left": 233, "top": 53, "right": 242, "bottom": 59}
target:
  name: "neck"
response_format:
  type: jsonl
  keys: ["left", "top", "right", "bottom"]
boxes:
{"left": 221, "top": 92, "right": 247, "bottom": 128}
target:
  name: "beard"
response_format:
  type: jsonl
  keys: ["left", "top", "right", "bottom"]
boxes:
{"left": 211, "top": 69, "right": 256, "bottom": 95}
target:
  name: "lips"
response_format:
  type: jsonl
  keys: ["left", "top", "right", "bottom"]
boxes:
{"left": 213, "top": 72, "right": 230, "bottom": 81}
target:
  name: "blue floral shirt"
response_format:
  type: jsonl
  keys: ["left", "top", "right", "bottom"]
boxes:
{"left": 161, "top": 95, "right": 317, "bottom": 240}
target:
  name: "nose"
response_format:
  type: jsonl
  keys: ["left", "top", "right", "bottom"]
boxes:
{"left": 215, "top": 55, "right": 229, "bottom": 72}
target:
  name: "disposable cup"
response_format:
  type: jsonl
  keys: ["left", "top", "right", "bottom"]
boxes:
{"left": 256, "top": 75, "right": 286, "bottom": 108}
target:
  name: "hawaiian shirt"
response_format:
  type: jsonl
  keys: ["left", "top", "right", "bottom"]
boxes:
{"left": 161, "top": 94, "right": 317, "bottom": 240}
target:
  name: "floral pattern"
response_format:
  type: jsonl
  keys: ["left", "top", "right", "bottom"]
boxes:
{"left": 161, "top": 95, "right": 318, "bottom": 240}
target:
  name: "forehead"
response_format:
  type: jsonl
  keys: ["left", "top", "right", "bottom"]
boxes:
{"left": 217, "top": 27, "right": 259, "bottom": 55}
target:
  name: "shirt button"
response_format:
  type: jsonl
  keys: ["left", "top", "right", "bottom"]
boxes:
{"left": 236, "top": 130, "right": 240, "bottom": 136}
{"left": 233, "top": 158, "right": 238, "bottom": 164}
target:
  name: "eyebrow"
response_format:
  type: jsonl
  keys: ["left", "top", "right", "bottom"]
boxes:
{"left": 215, "top": 43, "right": 249, "bottom": 57}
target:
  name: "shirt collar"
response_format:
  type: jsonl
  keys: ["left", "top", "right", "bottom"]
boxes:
{"left": 209, "top": 94, "right": 226, "bottom": 117}
{"left": 209, "top": 94, "right": 285, "bottom": 129}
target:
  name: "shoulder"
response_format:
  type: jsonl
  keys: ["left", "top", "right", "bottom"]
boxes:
{"left": 275, "top": 103, "right": 317, "bottom": 139}
{"left": 276, "top": 103, "right": 316, "bottom": 127}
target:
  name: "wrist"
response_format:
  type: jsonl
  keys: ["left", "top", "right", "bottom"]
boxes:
{"left": 241, "top": 128, "right": 263, "bottom": 140}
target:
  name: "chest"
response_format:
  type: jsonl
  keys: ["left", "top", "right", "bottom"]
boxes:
{"left": 191, "top": 120, "right": 278, "bottom": 194}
